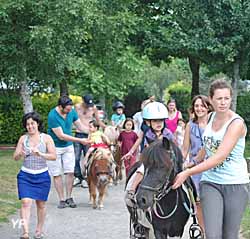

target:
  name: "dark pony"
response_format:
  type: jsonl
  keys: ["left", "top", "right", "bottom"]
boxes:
{"left": 135, "top": 138, "right": 199, "bottom": 239}
{"left": 87, "top": 148, "right": 113, "bottom": 209}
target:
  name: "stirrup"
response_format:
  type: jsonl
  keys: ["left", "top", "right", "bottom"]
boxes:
{"left": 189, "top": 223, "right": 204, "bottom": 239}
{"left": 133, "top": 223, "right": 146, "bottom": 239}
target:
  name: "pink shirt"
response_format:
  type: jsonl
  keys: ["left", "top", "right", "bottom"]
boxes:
{"left": 165, "top": 111, "right": 179, "bottom": 133}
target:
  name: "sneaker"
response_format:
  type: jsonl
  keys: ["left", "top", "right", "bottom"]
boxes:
{"left": 65, "top": 197, "right": 77, "bottom": 208}
{"left": 73, "top": 177, "right": 82, "bottom": 187}
{"left": 57, "top": 200, "right": 66, "bottom": 209}
{"left": 81, "top": 179, "right": 88, "bottom": 188}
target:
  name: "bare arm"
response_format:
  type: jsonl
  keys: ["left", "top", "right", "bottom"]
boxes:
{"left": 178, "top": 111, "right": 183, "bottom": 119}
{"left": 173, "top": 119, "right": 246, "bottom": 189}
{"left": 13, "top": 136, "right": 25, "bottom": 161}
{"left": 181, "top": 122, "right": 191, "bottom": 160}
{"left": 52, "top": 126, "right": 89, "bottom": 145}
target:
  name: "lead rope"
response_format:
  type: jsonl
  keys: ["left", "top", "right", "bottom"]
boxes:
{"left": 186, "top": 186, "right": 204, "bottom": 239}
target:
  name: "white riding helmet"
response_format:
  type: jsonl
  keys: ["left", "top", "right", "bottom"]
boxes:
{"left": 142, "top": 102, "right": 168, "bottom": 120}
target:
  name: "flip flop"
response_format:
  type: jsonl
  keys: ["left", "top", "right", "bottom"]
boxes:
{"left": 33, "top": 233, "right": 44, "bottom": 239}
{"left": 20, "top": 232, "right": 30, "bottom": 239}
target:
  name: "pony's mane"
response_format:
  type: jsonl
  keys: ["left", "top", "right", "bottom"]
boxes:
{"left": 104, "top": 126, "right": 119, "bottom": 144}
{"left": 141, "top": 138, "right": 182, "bottom": 171}
{"left": 92, "top": 148, "right": 112, "bottom": 162}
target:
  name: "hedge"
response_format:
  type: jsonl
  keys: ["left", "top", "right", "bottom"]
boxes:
{"left": 0, "top": 94, "right": 57, "bottom": 144}
{"left": 0, "top": 91, "right": 249, "bottom": 144}
{"left": 165, "top": 81, "right": 192, "bottom": 121}
{"left": 237, "top": 93, "right": 250, "bottom": 137}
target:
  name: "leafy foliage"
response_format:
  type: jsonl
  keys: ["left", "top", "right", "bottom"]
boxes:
{"left": 0, "top": 93, "right": 57, "bottom": 144}
{"left": 237, "top": 93, "right": 250, "bottom": 137}
{"left": 164, "top": 81, "right": 191, "bottom": 120}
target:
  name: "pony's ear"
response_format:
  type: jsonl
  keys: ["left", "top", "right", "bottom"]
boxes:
{"left": 162, "top": 137, "right": 170, "bottom": 150}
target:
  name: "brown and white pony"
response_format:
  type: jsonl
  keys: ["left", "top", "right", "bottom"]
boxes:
{"left": 87, "top": 148, "right": 113, "bottom": 209}
{"left": 104, "top": 125, "right": 123, "bottom": 184}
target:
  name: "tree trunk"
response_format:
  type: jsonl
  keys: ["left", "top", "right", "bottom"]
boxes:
{"left": 231, "top": 58, "right": 240, "bottom": 111}
{"left": 59, "top": 79, "right": 69, "bottom": 96}
{"left": 19, "top": 64, "right": 33, "bottom": 114}
{"left": 188, "top": 56, "right": 200, "bottom": 99}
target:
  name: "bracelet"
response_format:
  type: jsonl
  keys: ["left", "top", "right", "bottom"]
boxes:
{"left": 193, "top": 159, "right": 198, "bottom": 165}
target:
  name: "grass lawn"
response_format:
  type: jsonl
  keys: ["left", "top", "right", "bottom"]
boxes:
{"left": 242, "top": 141, "right": 250, "bottom": 238}
{"left": 0, "top": 150, "right": 21, "bottom": 222}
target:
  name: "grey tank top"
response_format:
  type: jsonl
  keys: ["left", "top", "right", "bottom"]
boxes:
{"left": 23, "top": 133, "right": 48, "bottom": 170}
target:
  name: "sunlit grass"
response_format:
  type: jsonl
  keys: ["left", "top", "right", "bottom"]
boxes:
{"left": 0, "top": 150, "right": 21, "bottom": 222}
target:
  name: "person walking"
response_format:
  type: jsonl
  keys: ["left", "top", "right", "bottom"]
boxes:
{"left": 47, "top": 95, "right": 89, "bottom": 209}
{"left": 73, "top": 94, "right": 106, "bottom": 187}
{"left": 14, "top": 112, "right": 56, "bottom": 239}
{"left": 118, "top": 118, "right": 138, "bottom": 176}
{"left": 173, "top": 79, "right": 250, "bottom": 239}
{"left": 181, "top": 95, "right": 213, "bottom": 232}
{"left": 165, "top": 98, "right": 182, "bottom": 133}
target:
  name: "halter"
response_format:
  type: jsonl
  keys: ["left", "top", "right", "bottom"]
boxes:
{"left": 138, "top": 149, "right": 180, "bottom": 220}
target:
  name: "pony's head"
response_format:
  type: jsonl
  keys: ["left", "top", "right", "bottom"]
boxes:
{"left": 90, "top": 148, "right": 113, "bottom": 186}
{"left": 136, "top": 138, "right": 182, "bottom": 209}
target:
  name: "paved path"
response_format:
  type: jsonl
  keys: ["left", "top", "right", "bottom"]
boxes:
{"left": 0, "top": 179, "right": 246, "bottom": 239}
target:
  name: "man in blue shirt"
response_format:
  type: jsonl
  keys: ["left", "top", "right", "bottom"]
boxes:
{"left": 47, "top": 95, "right": 89, "bottom": 209}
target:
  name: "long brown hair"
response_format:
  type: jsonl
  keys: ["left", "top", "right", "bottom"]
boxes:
{"left": 190, "top": 95, "right": 213, "bottom": 123}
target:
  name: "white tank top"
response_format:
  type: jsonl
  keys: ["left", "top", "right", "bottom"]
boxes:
{"left": 201, "top": 112, "right": 249, "bottom": 184}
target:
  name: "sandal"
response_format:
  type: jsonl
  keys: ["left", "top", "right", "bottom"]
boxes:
{"left": 33, "top": 232, "right": 44, "bottom": 239}
{"left": 20, "top": 232, "right": 30, "bottom": 239}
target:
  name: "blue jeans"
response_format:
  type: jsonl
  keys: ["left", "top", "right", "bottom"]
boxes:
{"left": 74, "top": 132, "right": 88, "bottom": 180}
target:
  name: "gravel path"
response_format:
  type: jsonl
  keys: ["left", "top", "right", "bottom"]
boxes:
{"left": 0, "top": 179, "right": 246, "bottom": 239}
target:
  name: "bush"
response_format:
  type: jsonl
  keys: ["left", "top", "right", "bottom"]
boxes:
{"left": 0, "top": 93, "right": 58, "bottom": 144}
{"left": 164, "top": 81, "right": 192, "bottom": 121}
{"left": 237, "top": 93, "right": 250, "bottom": 139}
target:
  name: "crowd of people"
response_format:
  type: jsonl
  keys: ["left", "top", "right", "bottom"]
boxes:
{"left": 14, "top": 78, "right": 250, "bottom": 239}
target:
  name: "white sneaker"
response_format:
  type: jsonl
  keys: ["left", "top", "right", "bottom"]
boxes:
{"left": 81, "top": 180, "right": 88, "bottom": 188}
{"left": 73, "top": 178, "right": 81, "bottom": 187}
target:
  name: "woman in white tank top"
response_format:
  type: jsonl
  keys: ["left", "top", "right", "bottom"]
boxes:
{"left": 172, "top": 79, "right": 250, "bottom": 239}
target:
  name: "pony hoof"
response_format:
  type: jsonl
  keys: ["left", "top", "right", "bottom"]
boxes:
{"left": 98, "top": 205, "right": 104, "bottom": 210}
{"left": 92, "top": 204, "right": 97, "bottom": 209}
{"left": 108, "top": 182, "right": 113, "bottom": 187}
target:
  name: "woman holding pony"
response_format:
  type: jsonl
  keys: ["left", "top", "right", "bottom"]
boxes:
{"left": 173, "top": 79, "right": 250, "bottom": 239}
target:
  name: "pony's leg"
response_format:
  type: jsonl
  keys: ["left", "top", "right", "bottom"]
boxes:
{"left": 154, "top": 230, "right": 165, "bottom": 239}
{"left": 97, "top": 185, "right": 107, "bottom": 209}
{"left": 87, "top": 178, "right": 92, "bottom": 205}
{"left": 90, "top": 182, "right": 97, "bottom": 209}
